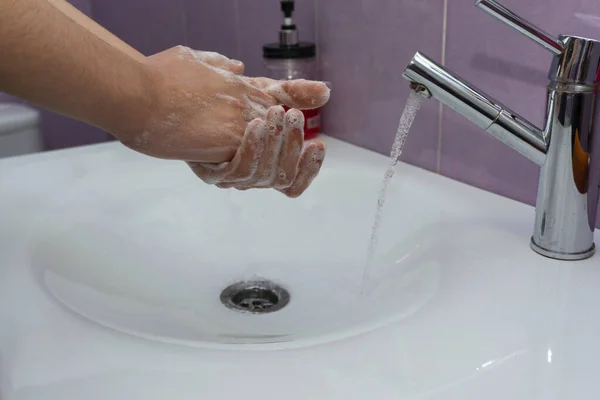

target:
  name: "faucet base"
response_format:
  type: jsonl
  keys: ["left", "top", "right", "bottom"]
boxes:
{"left": 530, "top": 238, "right": 596, "bottom": 261}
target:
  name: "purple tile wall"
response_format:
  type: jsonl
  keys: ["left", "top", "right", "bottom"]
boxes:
{"left": 6, "top": 0, "right": 191, "bottom": 152}
{"left": 4, "top": 0, "right": 599, "bottom": 227}
{"left": 316, "top": 0, "right": 599, "bottom": 225}
{"left": 1, "top": 0, "right": 110, "bottom": 151}
{"left": 317, "top": 0, "right": 444, "bottom": 172}
{"left": 92, "top": 0, "right": 187, "bottom": 56}
{"left": 40, "top": 0, "right": 111, "bottom": 150}
{"left": 4, "top": 0, "right": 313, "bottom": 152}
{"left": 441, "top": 0, "right": 600, "bottom": 222}
{"left": 69, "top": 0, "right": 92, "bottom": 15}
{"left": 34, "top": 0, "right": 111, "bottom": 150}
{"left": 184, "top": 0, "right": 238, "bottom": 61}
{"left": 184, "top": 0, "right": 315, "bottom": 77}
{"left": 235, "top": 0, "right": 315, "bottom": 77}
{"left": 0, "top": 93, "right": 17, "bottom": 104}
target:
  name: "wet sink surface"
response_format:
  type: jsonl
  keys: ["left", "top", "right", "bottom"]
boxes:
{"left": 1, "top": 136, "right": 599, "bottom": 399}
{"left": 31, "top": 162, "right": 443, "bottom": 349}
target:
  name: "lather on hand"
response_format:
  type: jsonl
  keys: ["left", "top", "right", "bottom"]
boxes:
{"left": 0, "top": 0, "right": 330, "bottom": 197}
{"left": 129, "top": 46, "right": 329, "bottom": 197}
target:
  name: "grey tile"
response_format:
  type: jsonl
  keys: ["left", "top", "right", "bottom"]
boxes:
{"left": 4, "top": 0, "right": 109, "bottom": 151}
{"left": 317, "top": 0, "right": 445, "bottom": 172}
{"left": 0, "top": 93, "right": 19, "bottom": 103}
{"left": 92, "top": 0, "right": 187, "bottom": 56}
{"left": 184, "top": 0, "right": 238, "bottom": 59}
{"left": 236, "top": 0, "right": 316, "bottom": 77}
{"left": 41, "top": 110, "right": 111, "bottom": 151}
{"left": 68, "top": 0, "right": 92, "bottom": 15}
{"left": 440, "top": 0, "right": 600, "bottom": 217}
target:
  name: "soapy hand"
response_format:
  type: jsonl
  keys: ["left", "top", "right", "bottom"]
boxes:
{"left": 188, "top": 106, "right": 325, "bottom": 197}
{"left": 115, "top": 46, "right": 329, "bottom": 197}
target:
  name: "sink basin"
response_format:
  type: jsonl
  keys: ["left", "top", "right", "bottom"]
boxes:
{"left": 1, "top": 136, "right": 599, "bottom": 399}
{"left": 30, "top": 155, "right": 444, "bottom": 349}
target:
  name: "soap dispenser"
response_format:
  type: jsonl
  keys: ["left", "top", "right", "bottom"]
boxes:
{"left": 263, "top": 0, "right": 321, "bottom": 140}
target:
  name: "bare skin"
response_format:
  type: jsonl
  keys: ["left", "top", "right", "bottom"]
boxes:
{"left": 190, "top": 106, "right": 325, "bottom": 197}
{"left": 0, "top": 0, "right": 329, "bottom": 196}
{"left": 47, "top": 0, "right": 147, "bottom": 62}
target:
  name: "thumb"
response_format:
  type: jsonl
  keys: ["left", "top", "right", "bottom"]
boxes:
{"left": 245, "top": 78, "right": 331, "bottom": 110}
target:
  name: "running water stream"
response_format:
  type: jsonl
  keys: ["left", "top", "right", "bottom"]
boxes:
{"left": 362, "top": 90, "right": 425, "bottom": 292}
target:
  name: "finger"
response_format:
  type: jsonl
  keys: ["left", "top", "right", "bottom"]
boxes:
{"left": 220, "top": 118, "right": 267, "bottom": 182}
{"left": 215, "top": 94, "right": 248, "bottom": 111}
{"left": 238, "top": 106, "right": 284, "bottom": 187}
{"left": 216, "top": 182, "right": 238, "bottom": 189}
{"left": 221, "top": 74, "right": 277, "bottom": 108}
{"left": 215, "top": 183, "right": 252, "bottom": 191}
{"left": 194, "top": 50, "right": 245, "bottom": 74}
{"left": 241, "top": 96, "right": 269, "bottom": 122}
{"left": 274, "top": 109, "right": 304, "bottom": 189}
{"left": 245, "top": 78, "right": 330, "bottom": 109}
{"left": 187, "top": 161, "right": 230, "bottom": 185}
{"left": 239, "top": 83, "right": 278, "bottom": 109}
{"left": 280, "top": 140, "right": 326, "bottom": 198}
{"left": 188, "top": 118, "right": 265, "bottom": 184}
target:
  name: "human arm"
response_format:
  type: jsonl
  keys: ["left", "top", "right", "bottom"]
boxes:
{"left": 0, "top": 0, "right": 330, "bottom": 195}
{"left": 0, "top": 0, "right": 155, "bottom": 137}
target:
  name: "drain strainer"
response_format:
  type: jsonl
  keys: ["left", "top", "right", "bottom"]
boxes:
{"left": 220, "top": 280, "right": 290, "bottom": 314}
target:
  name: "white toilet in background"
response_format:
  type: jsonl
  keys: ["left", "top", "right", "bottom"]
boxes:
{"left": 0, "top": 103, "right": 42, "bottom": 158}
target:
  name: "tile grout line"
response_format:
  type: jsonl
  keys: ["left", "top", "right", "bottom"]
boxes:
{"left": 437, "top": 0, "right": 448, "bottom": 174}
{"left": 89, "top": 0, "right": 114, "bottom": 142}
{"left": 180, "top": 0, "right": 189, "bottom": 46}
{"left": 233, "top": 0, "right": 241, "bottom": 60}
{"left": 314, "top": 0, "right": 320, "bottom": 76}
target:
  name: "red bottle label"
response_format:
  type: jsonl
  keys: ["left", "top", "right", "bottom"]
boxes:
{"left": 283, "top": 106, "right": 321, "bottom": 140}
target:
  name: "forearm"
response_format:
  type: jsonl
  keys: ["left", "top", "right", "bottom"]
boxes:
{"left": 0, "top": 0, "right": 155, "bottom": 137}
{"left": 48, "top": 0, "right": 145, "bottom": 61}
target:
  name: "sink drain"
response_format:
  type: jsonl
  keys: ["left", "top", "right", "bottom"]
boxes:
{"left": 220, "top": 280, "right": 290, "bottom": 314}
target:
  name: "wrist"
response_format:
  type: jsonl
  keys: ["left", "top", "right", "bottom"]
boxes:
{"left": 104, "top": 58, "right": 161, "bottom": 144}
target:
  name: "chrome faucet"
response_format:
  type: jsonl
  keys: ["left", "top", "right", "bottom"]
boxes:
{"left": 403, "top": 0, "right": 600, "bottom": 261}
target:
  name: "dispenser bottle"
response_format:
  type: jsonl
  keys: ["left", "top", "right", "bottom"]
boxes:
{"left": 263, "top": 0, "right": 321, "bottom": 140}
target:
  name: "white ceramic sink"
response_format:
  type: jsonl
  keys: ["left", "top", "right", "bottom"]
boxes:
{"left": 1, "top": 136, "right": 599, "bottom": 399}
{"left": 29, "top": 144, "right": 448, "bottom": 349}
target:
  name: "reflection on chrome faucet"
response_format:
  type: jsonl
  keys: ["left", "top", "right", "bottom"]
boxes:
{"left": 403, "top": 0, "right": 600, "bottom": 261}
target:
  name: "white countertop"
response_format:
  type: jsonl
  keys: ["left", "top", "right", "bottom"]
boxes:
{"left": 1, "top": 136, "right": 599, "bottom": 399}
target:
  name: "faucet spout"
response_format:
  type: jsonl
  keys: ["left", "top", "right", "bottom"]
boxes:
{"left": 403, "top": 52, "right": 547, "bottom": 166}
{"left": 402, "top": 1, "right": 600, "bottom": 261}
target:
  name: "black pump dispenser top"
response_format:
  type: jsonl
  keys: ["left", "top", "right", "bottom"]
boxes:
{"left": 263, "top": 0, "right": 315, "bottom": 60}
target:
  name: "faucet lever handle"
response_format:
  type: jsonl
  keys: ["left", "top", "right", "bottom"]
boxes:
{"left": 476, "top": 0, "right": 564, "bottom": 56}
